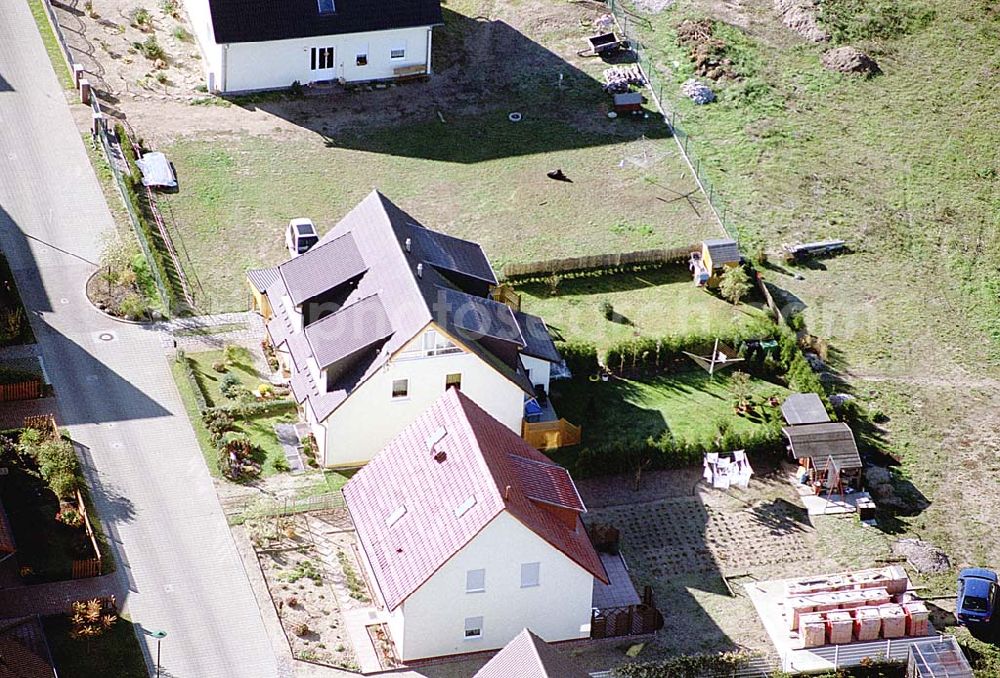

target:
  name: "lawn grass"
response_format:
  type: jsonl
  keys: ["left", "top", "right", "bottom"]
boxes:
{"left": 172, "top": 350, "right": 297, "bottom": 478}
{"left": 551, "top": 370, "right": 789, "bottom": 447}
{"left": 44, "top": 614, "right": 148, "bottom": 678}
{"left": 295, "top": 469, "right": 356, "bottom": 498}
{"left": 170, "top": 357, "right": 220, "bottom": 476}
{"left": 185, "top": 348, "right": 260, "bottom": 407}
{"left": 517, "top": 267, "right": 769, "bottom": 353}
{"left": 25, "top": 0, "right": 74, "bottom": 91}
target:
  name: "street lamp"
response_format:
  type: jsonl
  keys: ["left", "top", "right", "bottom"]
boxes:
{"left": 150, "top": 630, "right": 167, "bottom": 678}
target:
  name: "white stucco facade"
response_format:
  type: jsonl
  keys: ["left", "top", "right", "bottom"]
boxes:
{"left": 318, "top": 325, "right": 525, "bottom": 467}
{"left": 379, "top": 512, "right": 594, "bottom": 661}
{"left": 520, "top": 354, "right": 551, "bottom": 392}
{"left": 182, "top": 0, "right": 433, "bottom": 93}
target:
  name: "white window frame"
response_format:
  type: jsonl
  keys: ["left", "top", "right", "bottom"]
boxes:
{"left": 464, "top": 616, "right": 483, "bottom": 639}
{"left": 390, "top": 46, "right": 406, "bottom": 60}
{"left": 391, "top": 379, "right": 409, "bottom": 399}
{"left": 311, "top": 46, "right": 334, "bottom": 71}
{"left": 520, "top": 562, "right": 540, "bottom": 588}
{"left": 465, "top": 568, "right": 485, "bottom": 593}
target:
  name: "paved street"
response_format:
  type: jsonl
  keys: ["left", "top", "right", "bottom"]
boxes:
{"left": 0, "top": 1, "right": 281, "bottom": 675}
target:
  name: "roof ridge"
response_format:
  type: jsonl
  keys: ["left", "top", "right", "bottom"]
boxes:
{"left": 525, "top": 629, "right": 547, "bottom": 674}
{"left": 451, "top": 390, "right": 507, "bottom": 508}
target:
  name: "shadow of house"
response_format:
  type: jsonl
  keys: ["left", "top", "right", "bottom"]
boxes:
{"left": 226, "top": 9, "right": 669, "bottom": 163}
{"left": 0, "top": 73, "right": 13, "bottom": 93}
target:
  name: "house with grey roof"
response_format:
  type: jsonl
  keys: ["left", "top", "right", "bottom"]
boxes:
{"left": 183, "top": 0, "right": 443, "bottom": 92}
{"left": 250, "top": 190, "right": 564, "bottom": 467}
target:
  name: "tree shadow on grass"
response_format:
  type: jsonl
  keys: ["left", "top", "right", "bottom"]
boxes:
{"left": 227, "top": 9, "right": 670, "bottom": 163}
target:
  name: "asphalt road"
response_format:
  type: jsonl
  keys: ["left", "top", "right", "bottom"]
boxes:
{"left": 0, "top": 2, "right": 280, "bottom": 675}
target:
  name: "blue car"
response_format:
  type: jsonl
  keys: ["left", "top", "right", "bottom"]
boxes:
{"left": 956, "top": 567, "right": 999, "bottom": 625}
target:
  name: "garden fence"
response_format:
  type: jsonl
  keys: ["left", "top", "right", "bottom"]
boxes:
{"left": 0, "top": 380, "right": 43, "bottom": 402}
{"left": 223, "top": 491, "right": 346, "bottom": 521}
{"left": 605, "top": 0, "right": 738, "bottom": 243}
{"left": 502, "top": 244, "right": 695, "bottom": 279}
{"left": 42, "top": 0, "right": 187, "bottom": 316}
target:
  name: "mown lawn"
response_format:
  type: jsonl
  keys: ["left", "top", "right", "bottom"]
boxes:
{"left": 517, "top": 267, "right": 769, "bottom": 353}
{"left": 157, "top": 0, "right": 726, "bottom": 312}
{"left": 171, "top": 351, "right": 295, "bottom": 478}
{"left": 552, "top": 370, "right": 789, "bottom": 446}
{"left": 44, "top": 615, "right": 148, "bottom": 678}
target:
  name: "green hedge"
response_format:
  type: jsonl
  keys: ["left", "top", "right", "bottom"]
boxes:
{"left": 176, "top": 354, "right": 209, "bottom": 412}
{"left": 613, "top": 651, "right": 761, "bottom": 678}
{"left": 0, "top": 368, "right": 42, "bottom": 385}
{"left": 557, "top": 340, "right": 599, "bottom": 377}
{"left": 114, "top": 124, "right": 176, "bottom": 313}
{"left": 603, "top": 319, "right": 788, "bottom": 376}
{"left": 571, "top": 419, "right": 784, "bottom": 479}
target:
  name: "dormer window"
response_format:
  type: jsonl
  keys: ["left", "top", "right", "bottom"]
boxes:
{"left": 317, "top": 0, "right": 335, "bottom": 13}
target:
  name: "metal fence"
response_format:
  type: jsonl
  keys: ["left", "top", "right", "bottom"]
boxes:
{"left": 606, "top": 0, "right": 738, "bottom": 242}
{"left": 222, "top": 491, "right": 346, "bottom": 521}
{"left": 90, "top": 102, "right": 173, "bottom": 312}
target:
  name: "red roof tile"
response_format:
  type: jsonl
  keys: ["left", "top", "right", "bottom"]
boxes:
{"left": 343, "top": 390, "right": 606, "bottom": 611}
{"left": 474, "top": 628, "right": 589, "bottom": 678}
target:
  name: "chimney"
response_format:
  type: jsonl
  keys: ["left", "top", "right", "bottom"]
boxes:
{"left": 416, "top": 263, "right": 423, "bottom": 278}
{"left": 404, "top": 237, "right": 412, "bottom": 252}
{"left": 504, "top": 485, "right": 511, "bottom": 500}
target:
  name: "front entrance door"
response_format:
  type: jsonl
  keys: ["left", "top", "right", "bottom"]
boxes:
{"left": 310, "top": 46, "right": 335, "bottom": 82}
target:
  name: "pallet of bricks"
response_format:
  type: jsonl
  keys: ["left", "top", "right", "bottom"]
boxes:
{"left": 783, "top": 566, "right": 929, "bottom": 648}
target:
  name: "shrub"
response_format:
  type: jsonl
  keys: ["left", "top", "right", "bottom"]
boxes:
{"left": 56, "top": 507, "right": 84, "bottom": 527}
{"left": 600, "top": 299, "right": 614, "bottom": 321}
{"left": 613, "top": 651, "right": 760, "bottom": 678}
{"left": 202, "top": 409, "right": 235, "bottom": 441}
{"left": 292, "top": 622, "right": 310, "bottom": 637}
{"left": 34, "top": 439, "right": 81, "bottom": 492}
{"left": 558, "top": 341, "right": 599, "bottom": 377}
{"left": 48, "top": 469, "right": 81, "bottom": 500}
{"left": 171, "top": 26, "right": 192, "bottom": 42}
{"left": 219, "top": 373, "right": 242, "bottom": 399}
{"left": 138, "top": 35, "right": 165, "bottom": 61}
{"left": 0, "top": 308, "right": 25, "bottom": 343}
{"left": 118, "top": 293, "right": 147, "bottom": 319}
{"left": 720, "top": 265, "right": 751, "bottom": 305}
{"left": 160, "top": 0, "right": 179, "bottom": 17}
{"left": 130, "top": 7, "right": 152, "bottom": 30}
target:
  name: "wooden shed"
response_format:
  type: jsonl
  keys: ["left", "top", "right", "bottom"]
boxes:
{"left": 701, "top": 238, "right": 741, "bottom": 287}
{"left": 246, "top": 267, "right": 278, "bottom": 320}
{"left": 783, "top": 422, "right": 863, "bottom": 490}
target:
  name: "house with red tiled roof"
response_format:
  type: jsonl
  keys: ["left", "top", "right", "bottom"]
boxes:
{"left": 473, "top": 628, "right": 589, "bottom": 678}
{"left": 342, "top": 388, "right": 608, "bottom": 662}
{"left": 250, "top": 190, "right": 564, "bottom": 467}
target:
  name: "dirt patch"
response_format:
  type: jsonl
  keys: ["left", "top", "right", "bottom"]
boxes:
{"left": 892, "top": 538, "right": 951, "bottom": 574}
{"left": 773, "top": 0, "right": 830, "bottom": 42}
{"left": 676, "top": 19, "right": 736, "bottom": 80}
{"left": 633, "top": 0, "right": 676, "bottom": 14}
{"left": 250, "top": 514, "right": 358, "bottom": 670}
{"left": 821, "top": 46, "right": 881, "bottom": 76}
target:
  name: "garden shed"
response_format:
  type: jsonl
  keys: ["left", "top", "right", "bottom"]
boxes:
{"left": 783, "top": 422, "right": 863, "bottom": 490}
{"left": 781, "top": 393, "right": 830, "bottom": 425}
{"left": 701, "top": 238, "right": 741, "bottom": 275}
{"left": 246, "top": 267, "right": 278, "bottom": 320}
{"left": 907, "top": 636, "right": 973, "bottom": 678}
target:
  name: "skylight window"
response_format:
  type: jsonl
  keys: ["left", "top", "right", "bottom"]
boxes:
{"left": 454, "top": 495, "right": 477, "bottom": 518}
{"left": 317, "top": 0, "right": 335, "bottom": 13}
{"left": 385, "top": 505, "right": 406, "bottom": 527}
{"left": 425, "top": 427, "right": 447, "bottom": 451}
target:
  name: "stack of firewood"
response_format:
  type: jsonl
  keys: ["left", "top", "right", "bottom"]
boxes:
{"left": 602, "top": 64, "right": 645, "bottom": 93}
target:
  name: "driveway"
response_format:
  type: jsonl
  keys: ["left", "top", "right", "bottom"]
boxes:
{"left": 0, "top": 2, "right": 280, "bottom": 675}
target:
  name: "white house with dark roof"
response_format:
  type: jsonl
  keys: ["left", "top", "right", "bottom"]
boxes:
{"left": 250, "top": 190, "right": 564, "bottom": 467}
{"left": 183, "top": 0, "right": 443, "bottom": 92}
{"left": 343, "top": 389, "right": 611, "bottom": 662}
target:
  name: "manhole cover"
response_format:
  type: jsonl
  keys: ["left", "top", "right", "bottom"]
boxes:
{"left": 99, "top": 333, "right": 114, "bottom": 341}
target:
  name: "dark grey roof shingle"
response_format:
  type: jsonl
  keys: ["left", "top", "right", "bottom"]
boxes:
{"left": 514, "top": 311, "right": 561, "bottom": 363}
{"left": 305, "top": 294, "right": 393, "bottom": 368}
{"left": 782, "top": 422, "right": 862, "bottom": 469}
{"left": 704, "top": 238, "right": 741, "bottom": 266}
{"left": 277, "top": 232, "right": 367, "bottom": 306}
{"left": 434, "top": 287, "right": 524, "bottom": 346}
{"left": 207, "top": 0, "right": 443, "bottom": 44}
{"left": 781, "top": 393, "right": 830, "bottom": 425}
{"left": 408, "top": 227, "right": 497, "bottom": 285}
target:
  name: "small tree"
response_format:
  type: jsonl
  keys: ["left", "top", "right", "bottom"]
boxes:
{"left": 728, "top": 371, "right": 753, "bottom": 408}
{"left": 719, "top": 265, "right": 751, "bottom": 305}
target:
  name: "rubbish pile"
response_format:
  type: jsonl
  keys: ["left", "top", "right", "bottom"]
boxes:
{"left": 892, "top": 539, "right": 951, "bottom": 574}
{"left": 681, "top": 78, "right": 715, "bottom": 104}
{"left": 593, "top": 14, "right": 615, "bottom": 33}
{"left": 676, "top": 19, "right": 735, "bottom": 80}
{"left": 821, "top": 46, "right": 881, "bottom": 76}
{"left": 602, "top": 64, "right": 646, "bottom": 94}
